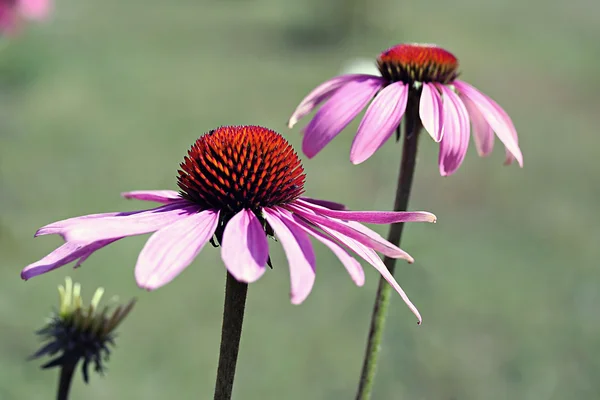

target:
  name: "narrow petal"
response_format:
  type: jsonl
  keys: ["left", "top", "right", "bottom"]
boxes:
{"left": 302, "top": 77, "right": 385, "bottom": 158}
{"left": 21, "top": 238, "right": 121, "bottom": 280}
{"left": 39, "top": 203, "right": 198, "bottom": 242}
{"left": 221, "top": 209, "right": 269, "bottom": 283}
{"left": 290, "top": 206, "right": 411, "bottom": 260}
{"left": 122, "top": 190, "right": 182, "bottom": 204}
{"left": 263, "top": 209, "right": 316, "bottom": 304}
{"left": 292, "top": 200, "right": 436, "bottom": 224}
{"left": 299, "top": 197, "right": 346, "bottom": 211}
{"left": 18, "top": 0, "right": 51, "bottom": 19}
{"left": 135, "top": 210, "right": 220, "bottom": 290}
{"left": 288, "top": 74, "right": 376, "bottom": 128}
{"left": 419, "top": 83, "right": 443, "bottom": 142}
{"left": 438, "top": 85, "right": 470, "bottom": 176}
{"left": 460, "top": 93, "right": 494, "bottom": 156}
{"left": 275, "top": 208, "right": 364, "bottom": 286}
{"left": 318, "top": 227, "right": 421, "bottom": 323}
{"left": 350, "top": 81, "right": 409, "bottom": 164}
{"left": 453, "top": 80, "right": 523, "bottom": 166}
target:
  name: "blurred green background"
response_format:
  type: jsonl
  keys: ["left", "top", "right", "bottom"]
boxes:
{"left": 1, "top": 0, "right": 599, "bottom": 398}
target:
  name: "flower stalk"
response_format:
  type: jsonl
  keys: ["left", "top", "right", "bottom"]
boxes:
{"left": 214, "top": 272, "right": 249, "bottom": 400}
{"left": 355, "top": 92, "right": 422, "bottom": 399}
{"left": 56, "top": 360, "right": 76, "bottom": 400}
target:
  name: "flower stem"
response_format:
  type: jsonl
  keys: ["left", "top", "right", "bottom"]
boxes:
{"left": 214, "top": 272, "right": 249, "bottom": 400}
{"left": 355, "top": 96, "right": 422, "bottom": 400}
{"left": 56, "top": 360, "right": 77, "bottom": 400}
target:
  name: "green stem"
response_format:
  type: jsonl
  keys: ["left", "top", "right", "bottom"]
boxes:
{"left": 56, "top": 361, "right": 77, "bottom": 400}
{"left": 214, "top": 272, "right": 248, "bottom": 400}
{"left": 355, "top": 97, "right": 422, "bottom": 400}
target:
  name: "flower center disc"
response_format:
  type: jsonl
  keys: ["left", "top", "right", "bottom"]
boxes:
{"left": 178, "top": 126, "right": 306, "bottom": 213}
{"left": 377, "top": 43, "right": 459, "bottom": 84}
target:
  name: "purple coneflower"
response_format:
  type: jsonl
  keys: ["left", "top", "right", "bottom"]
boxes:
{"left": 288, "top": 43, "right": 524, "bottom": 175}
{"left": 0, "top": 0, "right": 50, "bottom": 33}
{"left": 22, "top": 126, "right": 436, "bottom": 322}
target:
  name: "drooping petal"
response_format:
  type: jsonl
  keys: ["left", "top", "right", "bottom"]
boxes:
{"left": 350, "top": 81, "right": 409, "bottom": 164}
{"left": 135, "top": 210, "right": 220, "bottom": 290}
{"left": 318, "top": 227, "right": 422, "bottom": 323}
{"left": 302, "top": 77, "right": 385, "bottom": 158}
{"left": 21, "top": 238, "right": 121, "bottom": 280}
{"left": 419, "top": 83, "right": 443, "bottom": 142}
{"left": 121, "top": 190, "right": 182, "bottom": 204}
{"left": 18, "top": 0, "right": 51, "bottom": 19}
{"left": 453, "top": 80, "right": 523, "bottom": 166}
{"left": 276, "top": 208, "right": 364, "bottom": 286}
{"left": 299, "top": 197, "right": 346, "bottom": 211}
{"left": 460, "top": 93, "right": 494, "bottom": 156}
{"left": 263, "top": 209, "right": 316, "bottom": 304}
{"left": 290, "top": 206, "right": 411, "bottom": 260}
{"left": 288, "top": 74, "right": 376, "bottom": 128}
{"left": 438, "top": 84, "right": 470, "bottom": 176}
{"left": 221, "top": 209, "right": 269, "bottom": 283}
{"left": 292, "top": 200, "right": 436, "bottom": 224}
{"left": 38, "top": 203, "right": 198, "bottom": 242}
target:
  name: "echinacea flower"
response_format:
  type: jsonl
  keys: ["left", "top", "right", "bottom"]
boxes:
{"left": 30, "top": 277, "right": 135, "bottom": 383}
{"left": 288, "top": 43, "right": 524, "bottom": 175}
{"left": 0, "top": 0, "right": 50, "bottom": 34}
{"left": 22, "top": 126, "right": 436, "bottom": 322}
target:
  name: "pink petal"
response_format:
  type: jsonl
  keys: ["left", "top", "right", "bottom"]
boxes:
{"left": 350, "top": 81, "right": 409, "bottom": 164}
{"left": 459, "top": 93, "right": 494, "bottom": 156}
{"left": 18, "top": 0, "right": 51, "bottom": 20}
{"left": 122, "top": 190, "right": 182, "bottom": 204}
{"left": 302, "top": 77, "right": 385, "bottom": 158}
{"left": 135, "top": 210, "right": 220, "bottom": 290}
{"left": 453, "top": 80, "right": 523, "bottom": 166}
{"left": 319, "top": 227, "right": 421, "bottom": 323}
{"left": 21, "top": 238, "right": 121, "bottom": 280}
{"left": 0, "top": 5, "right": 18, "bottom": 32}
{"left": 290, "top": 206, "right": 411, "bottom": 260}
{"left": 221, "top": 209, "right": 269, "bottom": 283}
{"left": 419, "top": 83, "right": 443, "bottom": 142}
{"left": 299, "top": 197, "right": 346, "bottom": 211}
{"left": 275, "top": 208, "right": 364, "bottom": 286}
{"left": 288, "top": 74, "right": 376, "bottom": 128}
{"left": 292, "top": 200, "right": 436, "bottom": 224}
{"left": 263, "top": 209, "right": 316, "bottom": 305}
{"left": 38, "top": 203, "right": 198, "bottom": 242}
{"left": 438, "top": 85, "right": 470, "bottom": 176}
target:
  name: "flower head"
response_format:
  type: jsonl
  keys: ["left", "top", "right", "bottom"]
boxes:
{"left": 22, "top": 126, "right": 436, "bottom": 323}
{"left": 30, "top": 277, "right": 135, "bottom": 383}
{"left": 288, "top": 43, "right": 524, "bottom": 175}
{"left": 0, "top": 0, "right": 51, "bottom": 34}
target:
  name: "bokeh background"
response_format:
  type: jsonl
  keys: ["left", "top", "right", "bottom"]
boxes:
{"left": 1, "top": 0, "right": 599, "bottom": 398}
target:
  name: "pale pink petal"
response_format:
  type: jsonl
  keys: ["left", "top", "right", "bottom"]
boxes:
{"left": 221, "top": 209, "right": 268, "bottom": 283}
{"left": 122, "top": 190, "right": 182, "bottom": 204}
{"left": 419, "top": 83, "right": 443, "bottom": 142}
{"left": 302, "top": 77, "right": 385, "bottom": 158}
{"left": 453, "top": 80, "right": 523, "bottom": 166}
{"left": 21, "top": 238, "right": 121, "bottom": 280}
{"left": 38, "top": 203, "right": 198, "bottom": 242}
{"left": 18, "top": 0, "right": 51, "bottom": 20}
{"left": 135, "top": 210, "right": 219, "bottom": 290}
{"left": 288, "top": 74, "right": 376, "bottom": 128}
{"left": 349, "top": 81, "right": 408, "bottom": 164}
{"left": 290, "top": 206, "right": 410, "bottom": 260}
{"left": 292, "top": 200, "right": 436, "bottom": 224}
{"left": 299, "top": 197, "right": 346, "bottom": 211}
{"left": 438, "top": 85, "right": 470, "bottom": 176}
{"left": 275, "top": 208, "right": 364, "bottom": 286}
{"left": 460, "top": 93, "right": 494, "bottom": 156}
{"left": 263, "top": 209, "right": 316, "bottom": 304}
{"left": 319, "top": 227, "right": 421, "bottom": 323}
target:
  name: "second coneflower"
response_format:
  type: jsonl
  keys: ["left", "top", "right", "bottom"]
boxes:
{"left": 0, "top": 0, "right": 50, "bottom": 34}
{"left": 22, "top": 125, "right": 436, "bottom": 322}
{"left": 288, "top": 43, "right": 523, "bottom": 175}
